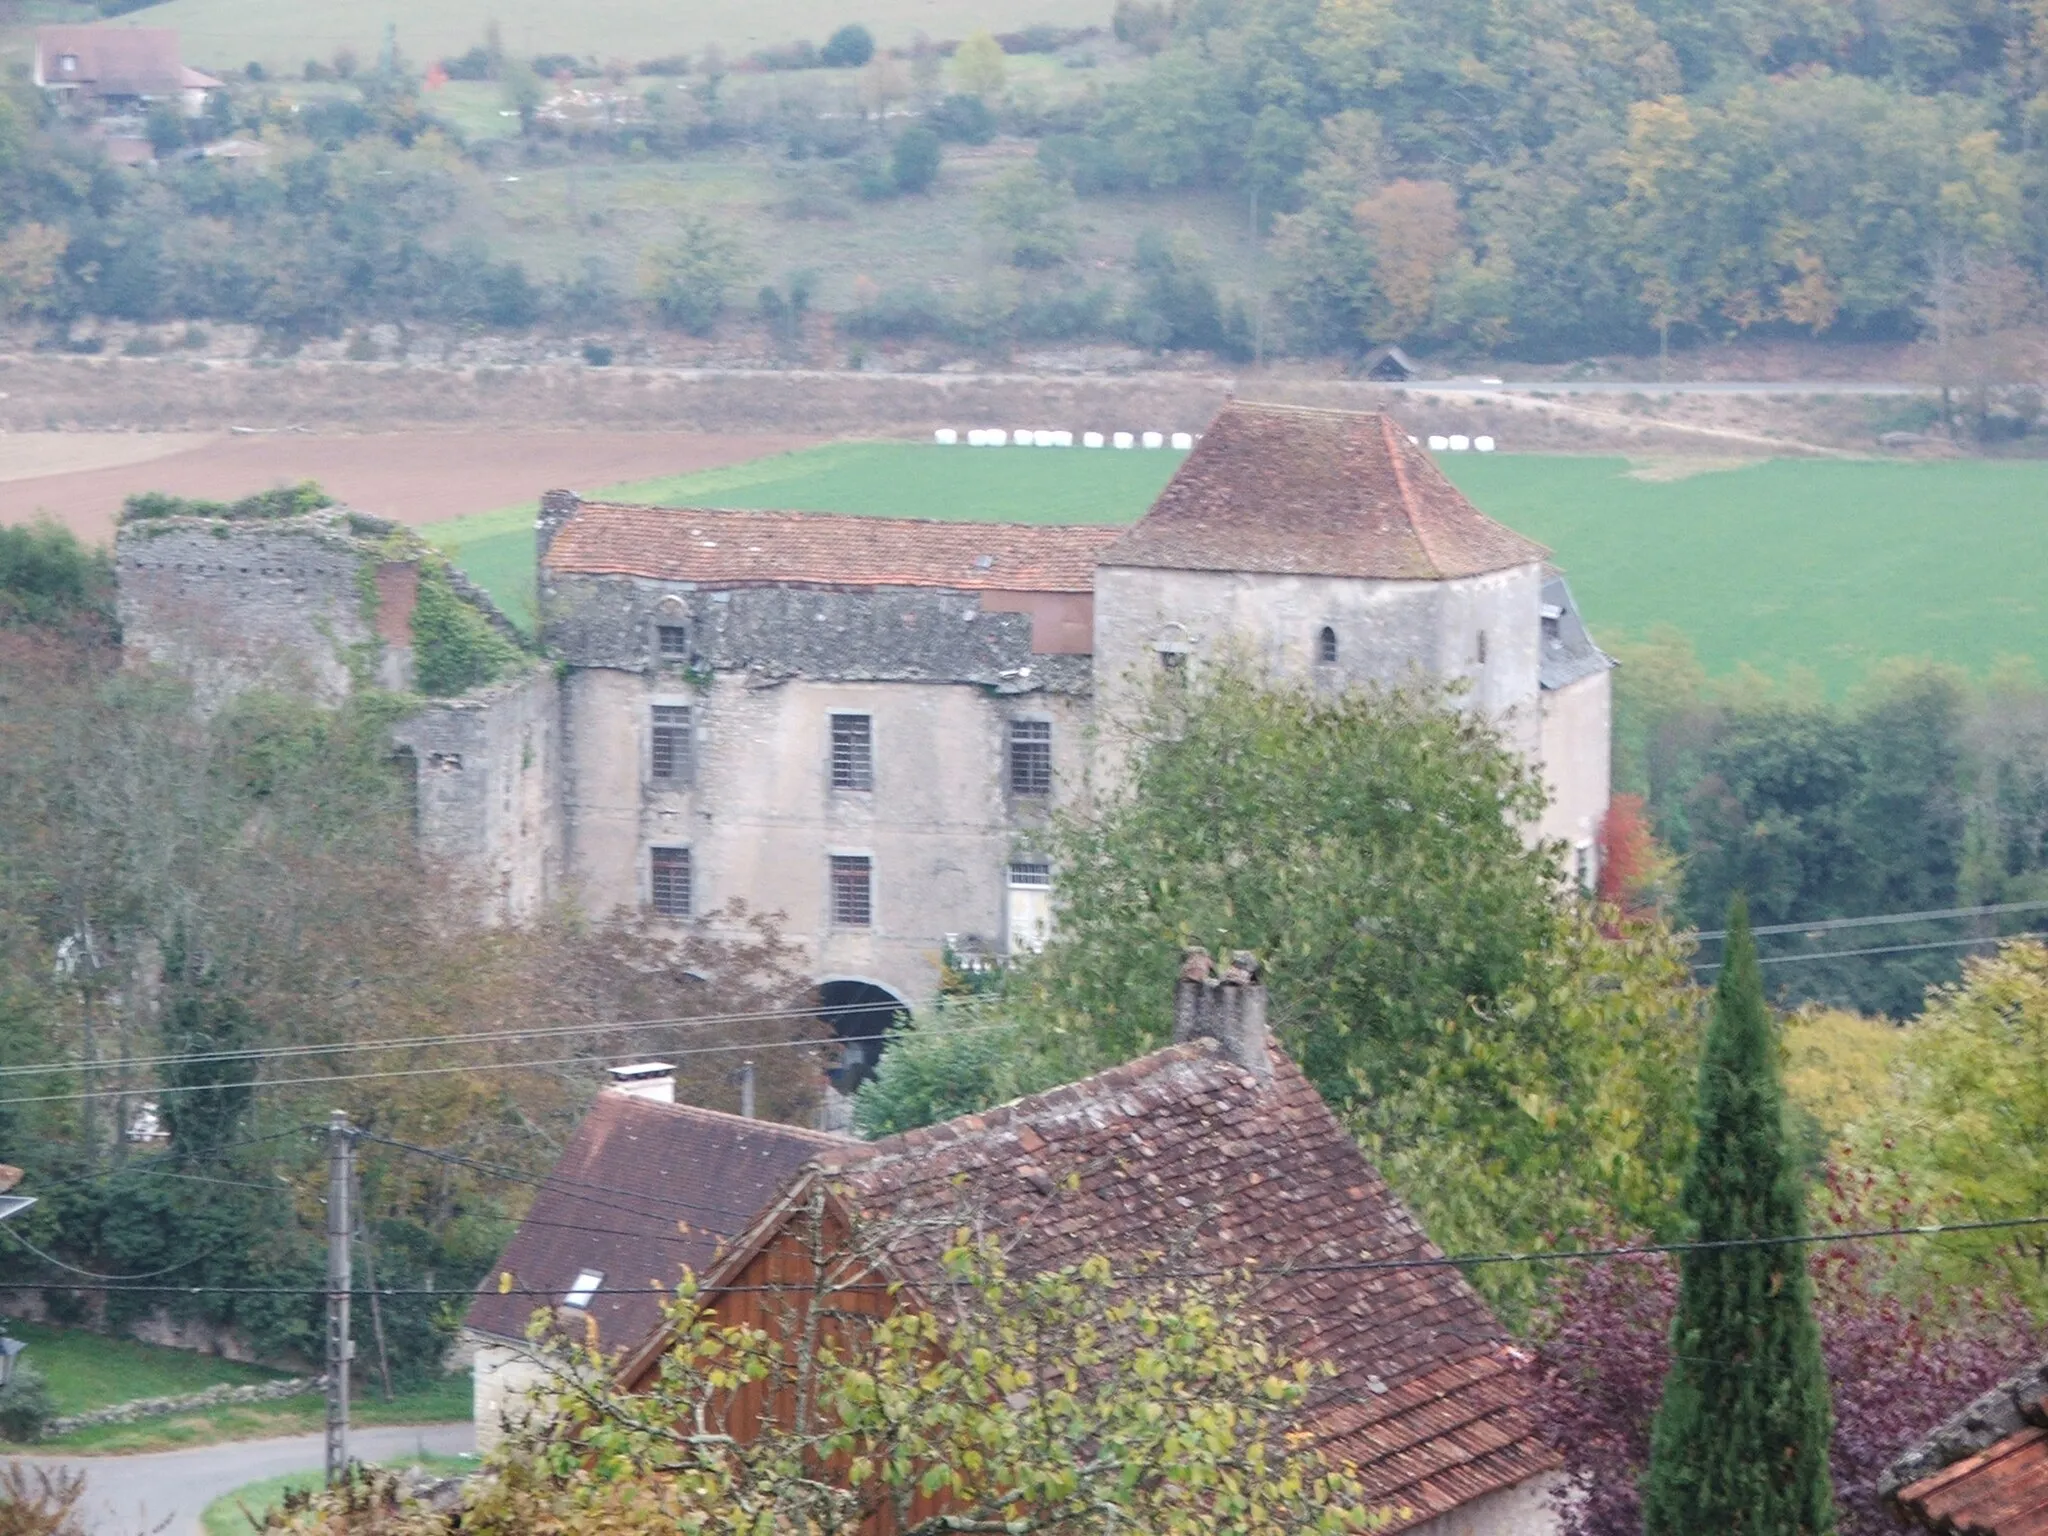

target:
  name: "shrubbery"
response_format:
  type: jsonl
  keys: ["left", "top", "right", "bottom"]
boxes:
{"left": 119, "top": 482, "right": 334, "bottom": 524}
{"left": 409, "top": 562, "right": 524, "bottom": 696}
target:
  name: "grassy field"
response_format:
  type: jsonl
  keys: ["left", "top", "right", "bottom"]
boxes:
{"left": 8, "top": 1320, "right": 285, "bottom": 1419}
{"left": 38, "top": 1373, "right": 471, "bottom": 1453}
{"left": 202, "top": 1452, "right": 479, "bottom": 1536}
{"left": 113, "top": 0, "right": 1117, "bottom": 78}
{"left": 428, "top": 444, "right": 2048, "bottom": 690}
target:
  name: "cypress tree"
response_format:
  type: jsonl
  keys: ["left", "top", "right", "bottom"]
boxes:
{"left": 1642, "top": 896, "right": 1835, "bottom": 1535}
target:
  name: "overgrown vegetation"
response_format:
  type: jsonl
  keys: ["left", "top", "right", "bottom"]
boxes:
{"left": 409, "top": 561, "right": 524, "bottom": 695}
{"left": 0, "top": 523, "right": 114, "bottom": 638}
{"left": 120, "top": 483, "right": 335, "bottom": 524}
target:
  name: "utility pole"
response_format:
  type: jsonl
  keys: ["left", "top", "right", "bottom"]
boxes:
{"left": 324, "top": 1110, "right": 353, "bottom": 1485}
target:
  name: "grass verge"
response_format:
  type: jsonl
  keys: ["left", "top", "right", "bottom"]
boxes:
{"left": 3, "top": 1319, "right": 286, "bottom": 1419}
{"left": 200, "top": 1451, "right": 480, "bottom": 1536}
{"left": 35, "top": 1373, "right": 470, "bottom": 1454}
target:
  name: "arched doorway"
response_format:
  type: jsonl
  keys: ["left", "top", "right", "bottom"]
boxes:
{"left": 815, "top": 978, "right": 909, "bottom": 1094}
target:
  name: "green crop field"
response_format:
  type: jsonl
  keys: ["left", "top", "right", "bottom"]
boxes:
{"left": 429, "top": 444, "right": 2048, "bottom": 690}
{"left": 111, "top": 0, "right": 1111, "bottom": 77}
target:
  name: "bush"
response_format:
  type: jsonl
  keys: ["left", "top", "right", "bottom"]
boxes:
{"left": 644, "top": 213, "right": 755, "bottom": 335}
{"left": 440, "top": 46, "right": 494, "bottom": 80}
{"left": 0, "top": 521, "right": 115, "bottom": 633}
{"left": 581, "top": 340, "right": 614, "bottom": 366}
{"left": 410, "top": 563, "right": 523, "bottom": 697}
{"left": 0, "top": 1366, "right": 54, "bottom": 1443}
{"left": 120, "top": 482, "right": 333, "bottom": 524}
{"left": 978, "top": 163, "right": 1078, "bottom": 269}
{"left": 927, "top": 93, "right": 995, "bottom": 144}
{"left": 752, "top": 40, "right": 822, "bottom": 70}
{"left": 891, "top": 125, "right": 941, "bottom": 193}
{"left": 821, "top": 24, "right": 876, "bottom": 68}
{"left": 638, "top": 54, "right": 691, "bottom": 75}
{"left": 529, "top": 53, "right": 594, "bottom": 78}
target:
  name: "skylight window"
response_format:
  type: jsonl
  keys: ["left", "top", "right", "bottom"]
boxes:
{"left": 564, "top": 1269, "right": 603, "bottom": 1308}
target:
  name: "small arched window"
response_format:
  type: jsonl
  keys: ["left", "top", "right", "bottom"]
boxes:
{"left": 1317, "top": 626, "right": 1338, "bottom": 664}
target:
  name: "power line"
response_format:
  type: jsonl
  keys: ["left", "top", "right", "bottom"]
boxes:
{"left": 1695, "top": 931, "right": 2044, "bottom": 972}
{"left": 1691, "top": 898, "right": 2048, "bottom": 943}
{"left": 10, "top": 1211, "right": 2048, "bottom": 1298}
{"left": 0, "top": 996, "right": 926, "bottom": 1083}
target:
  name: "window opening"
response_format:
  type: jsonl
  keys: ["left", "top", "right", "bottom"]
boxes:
{"left": 830, "top": 855, "right": 873, "bottom": 926}
{"left": 564, "top": 1269, "right": 603, "bottom": 1308}
{"left": 651, "top": 705, "right": 693, "bottom": 783}
{"left": 1476, "top": 630, "right": 1488, "bottom": 665}
{"left": 656, "top": 623, "right": 690, "bottom": 661}
{"left": 830, "top": 714, "right": 873, "bottom": 791}
{"left": 1573, "top": 841, "right": 1593, "bottom": 892}
{"left": 1007, "top": 861, "right": 1053, "bottom": 953}
{"left": 650, "top": 846, "right": 692, "bottom": 918}
{"left": 1318, "top": 626, "right": 1338, "bottom": 664}
{"left": 1009, "top": 719, "right": 1052, "bottom": 795}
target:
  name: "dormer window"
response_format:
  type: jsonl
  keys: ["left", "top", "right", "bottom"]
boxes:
{"left": 564, "top": 1269, "right": 603, "bottom": 1308}
{"left": 1317, "top": 626, "right": 1338, "bottom": 664}
{"left": 1541, "top": 604, "right": 1563, "bottom": 644}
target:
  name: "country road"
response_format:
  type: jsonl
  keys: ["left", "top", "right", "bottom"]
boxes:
{"left": 3, "top": 1422, "right": 475, "bottom": 1536}
{"left": 1413, "top": 378, "right": 1931, "bottom": 395}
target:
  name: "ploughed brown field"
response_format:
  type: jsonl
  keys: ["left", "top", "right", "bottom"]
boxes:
{"left": 0, "top": 430, "right": 822, "bottom": 544}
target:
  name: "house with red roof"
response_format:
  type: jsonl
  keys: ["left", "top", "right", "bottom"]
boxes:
{"left": 34, "top": 27, "right": 222, "bottom": 121}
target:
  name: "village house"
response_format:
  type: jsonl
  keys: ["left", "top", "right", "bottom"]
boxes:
{"left": 469, "top": 954, "right": 1560, "bottom": 1535}
{"left": 463, "top": 1067, "right": 848, "bottom": 1453}
{"left": 113, "top": 401, "right": 1611, "bottom": 1058}
{"left": 33, "top": 27, "right": 222, "bottom": 120}
{"left": 1885, "top": 1357, "right": 2048, "bottom": 1533}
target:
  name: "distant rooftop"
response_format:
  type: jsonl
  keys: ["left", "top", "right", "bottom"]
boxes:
{"left": 543, "top": 499, "right": 1124, "bottom": 593}
{"left": 1101, "top": 401, "right": 1548, "bottom": 581}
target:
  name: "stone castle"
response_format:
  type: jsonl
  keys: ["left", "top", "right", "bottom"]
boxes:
{"left": 116, "top": 402, "right": 1611, "bottom": 1062}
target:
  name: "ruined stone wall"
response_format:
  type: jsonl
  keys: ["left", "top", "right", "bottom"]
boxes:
{"left": 116, "top": 517, "right": 413, "bottom": 705}
{"left": 391, "top": 667, "right": 564, "bottom": 921}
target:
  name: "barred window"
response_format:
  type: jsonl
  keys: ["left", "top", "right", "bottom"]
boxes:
{"left": 1318, "top": 626, "right": 1338, "bottom": 664}
{"left": 830, "top": 714, "right": 873, "bottom": 791}
{"left": 830, "top": 855, "right": 872, "bottom": 926}
{"left": 651, "top": 705, "right": 693, "bottom": 783}
{"left": 1008, "top": 719, "right": 1052, "bottom": 796}
{"left": 656, "top": 623, "right": 690, "bottom": 661}
{"left": 650, "top": 847, "right": 692, "bottom": 918}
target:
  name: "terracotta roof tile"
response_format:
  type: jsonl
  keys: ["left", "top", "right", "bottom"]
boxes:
{"left": 544, "top": 500, "right": 1122, "bottom": 593}
{"left": 801, "top": 1040, "right": 1556, "bottom": 1525}
{"left": 1100, "top": 401, "right": 1547, "bottom": 580}
{"left": 465, "top": 1093, "right": 846, "bottom": 1351}
{"left": 1898, "top": 1428, "right": 2048, "bottom": 1535}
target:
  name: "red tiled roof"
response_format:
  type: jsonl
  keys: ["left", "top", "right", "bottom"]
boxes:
{"left": 1898, "top": 1427, "right": 2048, "bottom": 1535}
{"left": 794, "top": 1041, "right": 1556, "bottom": 1530}
{"left": 36, "top": 27, "right": 187, "bottom": 95}
{"left": 465, "top": 1092, "right": 846, "bottom": 1351}
{"left": 1100, "top": 401, "right": 1547, "bottom": 580}
{"left": 544, "top": 500, "right": 1123, "bottom": 593}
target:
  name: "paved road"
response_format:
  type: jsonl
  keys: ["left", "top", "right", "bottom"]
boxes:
{"left": 1410, "top": 378, "right": 1930, "bottom": 395}
{"left": 4, "top": 1422, "right": 475, "bottom": 1536}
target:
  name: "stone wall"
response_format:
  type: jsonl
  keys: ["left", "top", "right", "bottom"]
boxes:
{"left": 116, "top": 516, "right": 410, "bottom": 706}
{"left": 391, "top": 667, "right": 564, "bottom": 921}
{"left": 1538, "top": 668, "right": 1613, "bottom": 884}
{"left": 1090, "top": 562, "right": 1546, "bottom": 760}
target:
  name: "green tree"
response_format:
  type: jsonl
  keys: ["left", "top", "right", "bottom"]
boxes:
{"left": 644, "top": 212, "right": 754, "bottom": 335}
{"left": 1021, "top": 664, "right": 1559, "bottom": 1112}
{"left": 1642, "top": 897, "right": 1835, "bottom": 1536}
{"left": 951, "top": 31, "right": 1007, "bottom": 100}
{"left": 821, "top": 23, "right": 875, "bottom": 67}
{"left": 977, "top": 163, "right": 1078, "bottom": 268}
{"left": 0, "top": 521, "right": 113, "bottom": 634}
{"left": 501, "top": 61, "right": 544, "bottom": 135}
{"left": 890, "top": 124, "right": 940, "bottom": 193}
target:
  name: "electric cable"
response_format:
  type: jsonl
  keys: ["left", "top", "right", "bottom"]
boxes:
{"left": 1694, "top": 930, "right": 2046, "bottom": 972}
{"left": 1691, "top": 898, "right": 2048, "bottom": 943}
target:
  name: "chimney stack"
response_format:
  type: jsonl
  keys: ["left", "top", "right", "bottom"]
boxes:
{"left": 1172, "top": 947, "right": 1272, "bottom": 1083}
{"left": 608, "top": 1062, "right": 676, "bottom": 1104}
{"left": 535, "top": 489, "right": 581, "bottom": 565}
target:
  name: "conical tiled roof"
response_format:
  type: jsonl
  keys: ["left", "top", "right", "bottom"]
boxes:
{"left": 1100, "top": 401, "right": 1546, "bottom": 580}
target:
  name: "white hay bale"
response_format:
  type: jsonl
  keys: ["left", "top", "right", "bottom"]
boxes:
{"left": 1083, "top": 431, "right": 1105, "bottom": 448}
{"left": 1170, "top": 431, "right": 1193, "bottom": 450}
{"left": 935, "top": 428, "right": 958, "bottom": 445}
{"left": 1142, "top": 431, "right": 1165, "bottom": 448}
{"left": 1013, "top": 428, "right": 1035, "bottom": 444}
{"left": 1475, "top": 436, "right": 1496, "bottom": 452}
{"left": 1427, "top": 435, "right": 1450, "bottom": 451}
{"left": 1113, "top": 432, "right": 1134, "bottom": 449}
{"left": 984, "top": 429, "right": 1008, "bottom": 446}
{"left": 1053, "top": 430, "right": 1074, "bottom": 447}
{"left": 1448, "top": 434, "right": 1471, "bottom": 451}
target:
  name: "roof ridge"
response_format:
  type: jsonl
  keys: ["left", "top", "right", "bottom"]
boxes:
{"left": 573, "top": 501, "right": 1126, "bottom": 538}
{"left": 1378, "top": 413, "right": 1444, "bottom": 577}
{"left": 600, "top": 1090, "right": 854, "bottom": 1143}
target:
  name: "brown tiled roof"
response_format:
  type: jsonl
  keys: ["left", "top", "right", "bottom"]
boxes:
{"left": 1101, "top": 401, "right": 1547, "bottom": 580}
{"left": 1891, "top": 1360, "right": 2048, "bottom": 1534}
{"left": 796, "top": 1042, "right": 1556, "bottom": 1530}
{"left": 465, "top": 1092, "right": 846, "bottom": 1351}
{"left": 37, "top": 27, "right": 186, "bottom": 95}
{"left": 543, "top": 500, "right": 1123, "bottom": 594}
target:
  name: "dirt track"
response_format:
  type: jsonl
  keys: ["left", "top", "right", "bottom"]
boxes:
{"left": 0, "top": 430, "right": 818, "bottom": 543}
